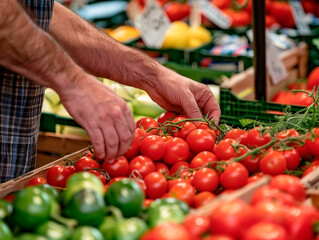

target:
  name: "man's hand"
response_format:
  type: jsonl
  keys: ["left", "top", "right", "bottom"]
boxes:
{"left": 143, "top": 65, "right": 221, "bottom": 124}
{"left": 58, "top": 74, "right": 136, "bottom": 161}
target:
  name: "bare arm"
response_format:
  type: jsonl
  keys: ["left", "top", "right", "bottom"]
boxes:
{"left": 50, "top": 2, "right": 221, "bottom": 122}
{"left": 0, "top": 0, "right": 136, "bottom": 160}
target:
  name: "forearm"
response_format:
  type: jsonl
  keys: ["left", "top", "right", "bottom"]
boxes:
{"left": 49, "top": 2, "right": 162, "bottom": 91}
{"left": 0, "top": 0, "right": 85, "bottom": 93}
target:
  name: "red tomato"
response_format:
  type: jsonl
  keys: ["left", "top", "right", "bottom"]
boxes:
{"left": 245, "top": 128, "right": 271, "bottom": 148}
{"left": 279, "top": 148, "right": 301, "bottom": 170}
{"left": 307, "top": 65, "right": 319, "bottom": 90}
{"left": 302, "top": 159, "right": 319, "bottom": 177}
{"left": 214, "top": 138, "right": 243, "bottom": 161}
{"left": 168, "top": 182, "right": 196, "bottom": 206}
{"left": 265, "top": 14, "right": 278, "bottom": 28}
{"left": 283, "top": 205, "right": 319, "bottom": 240}
{"left": 143, "top": 199, "right": 154, "bottom": 208}
{"left": 191, "top": 168, "right": 219, "bottom": 192}
{"left": 135, "top": 127, "right": 151, "bottom": 140}
{"left": 124, "top": 129, "right": 140, "bottom": 160}
{"left": 174, "top": 121, "right": 197, "bottom": 140}
{"left": 224, "top": 128, "right": 247, "bottom": 141}
{"left": 25, "top": 177, "right": 47, "bottom": 187}
{"left": 210, "top": 199, "right": 257, "bottom": 239}
{"left": 46, "top": 165, "right": 74, "bottom": 188}
{"left": 269, "top": 1, "right": 295, "bottom": 28}
{"left": 107, "top": 176, "right": 127, "bottom": 185}
{"left": 195, "top": 123, "right": 217, "bottom": 140}
{"left": 220, "top": 162, "right": 249, "bottom": 190}
{"left": 186, "top": 129, "right": 215, "bottom": 154}
{"left": 162, "top": 137, "right": 190, "bottom": 165}
{"left": 253, "top": 200, "right": 287, "bottom": 225}
{"left": 167, "top": 177, "right": 191, "bottom": 190}
{"left": 164, "top": 2, "right": 190, "bottom": 22}
{"left": 259, "top": 150, "right": 287, "bottom": 176}
{"left": 242, "top": 221, "right": 288, "bottom": 240}
{"left": 305, "top": 128, "right": 319, "bottom": 157}
{"left": 136, "top": 117, "right": 159, "bottom": 135}
{"left": 247, "top": 172, "right": 264, "bottom": 184}
{"left": 302, "top": 0, "right": 317, "bottom": 15}
{"left": 276, "top": 129, "right": 300, "bottom": 147}
{"left": 87, "top": 170, "right": 107, "bottom": 185}
{"left": 183, "top": 215, "right": 210, "bottom": 238}
{"left": 193, "top": 191, "right": 215, "bottom": 209}
{"left": 144, "top": 172, "right": 168, "bottom": 199}
{"left": 240, "top": 150, "right": 262, "bottom": 175}
{"left": 250, "top": 185, "right": 296, "bottom": 206}
{"left": 74, "top": 156, "right": 101, "bottom": 172}
{"left": 269, "top": 174, "right": 306, "bottom": 203}
{"left": 140, "top": 135, "right": 165, "bottom": 161}
{"left": 129, "top": 155, "right": 156, "bottom": 178}
{"left": 155, "top": 162, "right": 170, "bottom": 176}
{"left": 141, "top": 222, "right": 191, "bottom": 240}
{"left": 169, "top": 161, "right": 190, "bottom": 176}
{"left": 102, "top": 156, "right": 130, "bottom": 178}
{"left": 190, "top": 151, "right": 217, "bottom": 169}
{"left": 157, "top": 111, "right": 177, "bottom": 126}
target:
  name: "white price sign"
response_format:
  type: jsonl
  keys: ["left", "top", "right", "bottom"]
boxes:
{"left": 134, "top": 0, "right": 170, "bottom": 48}
{"left": 289, "top": 0, "right": 311, "bottom": 35}
{"left": 265, "top": 31, "right": 288, "bottom": 85}
{"left": 198, "top": 0, "right": 231, "bottom": 29}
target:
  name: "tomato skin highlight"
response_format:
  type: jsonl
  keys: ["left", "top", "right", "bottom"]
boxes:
{"left": 191, "top": 167, "right": 219, "bottom": 193}
{"left": 220, "top": 162, "right": 249, "bottom": 190}
{"left": 186, "top": 129, "right": 215, "bottom": 154}
{"left": 144, "top": 172, "right": 168, "bottom": 199}
{"left": 140, "top": 135, "right": 165, "bottom": 161}
{"left": 162, "top": 137, "right": 190, "bottom": 165}
{"left": 259, "top": 150, "right": 287, "bottom": 176}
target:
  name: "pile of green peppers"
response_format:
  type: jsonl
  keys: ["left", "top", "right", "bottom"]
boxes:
{"left": 0, "top": 172, "right": 190, "bottom": 240}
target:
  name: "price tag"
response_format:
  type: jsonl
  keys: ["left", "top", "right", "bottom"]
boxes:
{"left": 289, "top": 0, "right": 311, "bottom": 35}
{"left": 134, "top": 0, "right": 171, "bottom": 48}
{"left": 198, "top": 0, "right": 231, "bottom": 29}
{"left": 265, "top": 31, "right": 288, "bottom": 85}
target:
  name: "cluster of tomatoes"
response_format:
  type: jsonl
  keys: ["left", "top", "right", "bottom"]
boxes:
{"left": 180, "top": 174, "right": 319, "bottom": 240}
{"left": 34, "top": 110, "right": 319, "bottom": 212}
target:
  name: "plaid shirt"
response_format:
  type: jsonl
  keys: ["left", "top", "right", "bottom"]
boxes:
{"left": 0, "top": 0, "right": 54, "bottom": 182}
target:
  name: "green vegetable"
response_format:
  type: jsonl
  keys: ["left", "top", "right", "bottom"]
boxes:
{"left": 0, "top": 200, "right": 13, "bottom": 220}
{"left": 99, "top": 216, "right": 117, "bottom": 240}
{"left": 63, "top": 189, "right": 105, "bottom": 227}
{"left": 64, "top": 172, "right": 104, "bottom": 205}
{"left": 71, "top": 226, "right": 103, "bottom": 240}
{"left": 0, "top": 221, "right": 13, "bottom": 240}
{"left": 12, "top": 187, "right": 51, "bottom": 230}
{"left": 15, "top": 233, "right": 48, "bottom": 240}
{"left": 105, "top": 178, "right": 144, "bottom": 218}
{"left": 35, "top": 221, "right": 71, "bottom": 240}
{"left": 146, "top": 198, "right": 189, "bottom": 227}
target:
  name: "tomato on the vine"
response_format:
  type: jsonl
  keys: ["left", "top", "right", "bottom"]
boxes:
{"left": 136, "top": 117, "right": 159, "bottom": 135}
{"left": 220, "top": 162, "right": 249, "bottom": 190}
{"left": 174, "top": 121, "right": 197, "bottom": 140}
{"left": 190, "top": 151, "right": 217, "bottom": 168}
{"left": 259, "top": 150, "right": 287, "bottom": 176}
{"left": 157, "top": 111, "right": 177, "bottom": 126}
{"left": 169, "top": 161, "right": 190, "bottom": 176}
{"left": 140, "top": 135, "right": 165, "bottom": 161}
{"left": 193, "top": 191, "right": 215, "bottom": 209}
{"left": 186, "top": 129, "right": 215, "bottom": 154}
{"left": 74, "top": 156, "right": 101, "bottom": 172}
{"left": 242, "top": 221, "right": 288, "bottom": 240}
{"left": 224, "top": 129, "right": 248, "bottom": 141}
{"left": 124, "top": 129, "right": 141, "bottom": 160}
{"left": 155, "top": 162, "right": 170, "bottom": 176}
{"left": 25, "top": 177, "right": 47, "bottom": 187}
{"left": 87, "top": 170, "right": 107, "bottom": 185}
{"left": 102, "top": 156, "right": 130, "bottom": 178}
{"left": 168, "top": 182, "right": 196, "bottom": 206}
{"left": 129, "top": 155, "right": 156, "bottom": 178}
{"left": 163, "top": 137, "right": 190, "bottom": 165}
{"left": 214, "top": 138, "right": 243, "bottom": 161}
{"left": 144, "top": 172, "right": 168, "bottom": 199}
{"left": 182, "top": 215, "right": 210, "bottom": 238}
{"left": 279, "top": 148, "right": 301, "bottom": 170}
{"left": 46, "top": 165, "right": 75, "bottom": 188}
{"left": 245, "top": 128, "right": 271, "bottom": 148}
{"left": 192, "top": 168, "right": 219, "bottom": 193}
{"left": 196, "top": 122, "right": 217, "bottom": 140}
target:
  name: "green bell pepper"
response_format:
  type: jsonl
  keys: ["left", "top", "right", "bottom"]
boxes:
{"left": 105, "top": 178, "right": 144, "bottom": 218}
{"left": 71, "top": 226, "right": 103, "bottom": 240}
{"left": 0, "top": 221, "right": 13, "bottom": 240}
{"left": 0, "top": 200, "right": 13, "bottom": 220}
{"left": 35, "top": 220, "right": 71, "bottom": 240}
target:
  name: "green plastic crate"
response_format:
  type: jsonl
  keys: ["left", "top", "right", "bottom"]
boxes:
{"left": 219, "top": 88, "right": 306, "bottom": 127}
{"left": 163, "top": 62, "right": 234, "bottom": 84}
{"left": 39, "top": 113, "right": 80, "bottom": 133}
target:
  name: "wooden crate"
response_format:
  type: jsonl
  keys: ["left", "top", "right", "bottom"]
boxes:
{"left": 36, "top": 132, "right": 91, "bottom": 168}
{"left": 0, "top": 148, "right": 88, "bottom": 199}
{"left": 221, "top": 42, "right": 308, "bottom": 101}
